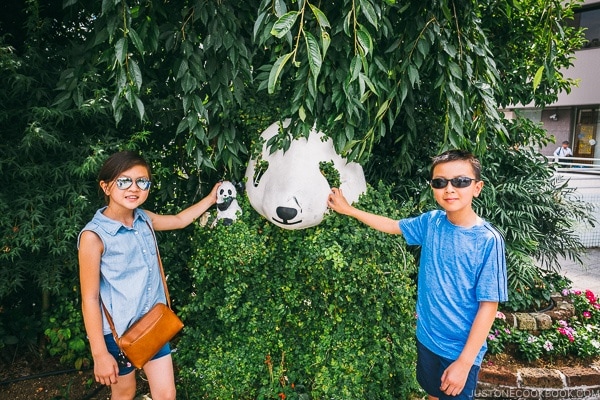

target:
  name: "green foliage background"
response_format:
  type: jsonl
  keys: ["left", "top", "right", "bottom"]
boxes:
{"left": 177, "top": 184, "right": 419, "bottom": 399}
{"left": 0, "top": 0, "right": 595, "bottom": 397}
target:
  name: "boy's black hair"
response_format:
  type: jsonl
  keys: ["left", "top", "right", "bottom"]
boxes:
{"left": 430, "top": 150, "right": 481, "bottom": 180}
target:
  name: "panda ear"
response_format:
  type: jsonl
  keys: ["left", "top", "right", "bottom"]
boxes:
{"left": 233, "top": 180, "right": 245, "bottom": 196}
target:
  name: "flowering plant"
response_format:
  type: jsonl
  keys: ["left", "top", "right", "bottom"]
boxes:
{"left": 487, "top": 288, "right": 600, "bottom": 363}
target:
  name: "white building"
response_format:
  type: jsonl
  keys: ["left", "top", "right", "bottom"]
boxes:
{"left": 517, "top": 0, "right": 600, "bottom": 161}
{"left": 514, "top": 1, "right": 600, "bottom": 247}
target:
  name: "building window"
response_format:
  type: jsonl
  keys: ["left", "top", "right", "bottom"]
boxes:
{"left": 568, "top": 5, "right": 600, "bottom": 49}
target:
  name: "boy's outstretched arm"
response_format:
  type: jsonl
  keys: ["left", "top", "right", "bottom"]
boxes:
{"left": 327, "top": 188, "right": 402, "bottom": 235}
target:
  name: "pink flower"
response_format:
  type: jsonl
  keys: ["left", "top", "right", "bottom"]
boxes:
{"left": 583, "top": 311, "right": 592, "bottom": 319}
{"left": 585, "top": 289, "right": 596, "bottom": 303}
{"left": 488, "top": 334, "right": 496, "bottom": 341}
{"left": 557, "top": 324, "right": 576, "bottom": 342}
{"left": 496, "top": 311, "right": 506, "bottom": 320}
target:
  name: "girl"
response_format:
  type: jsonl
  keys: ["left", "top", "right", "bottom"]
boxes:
{"left": 78, "top": 151, "right": 220, "bottom": 400}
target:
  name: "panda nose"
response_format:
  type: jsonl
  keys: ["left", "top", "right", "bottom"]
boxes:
{"left": 276, "top": 206, "right": 297, "bottom": 222}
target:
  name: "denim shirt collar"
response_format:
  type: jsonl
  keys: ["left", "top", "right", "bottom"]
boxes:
{"left": 93, "top": 207, "right": 149, "bottom": 236}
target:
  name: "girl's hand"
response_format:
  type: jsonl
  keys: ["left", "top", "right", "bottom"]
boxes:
{"left": 207, "top": 181, "right": 222, "bottom": 204}
{"left": 94, "top": 351, "right": 120, "bottom": 386}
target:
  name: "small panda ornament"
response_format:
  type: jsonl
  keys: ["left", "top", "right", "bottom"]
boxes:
{"left": 211, "top": 181, "right": 242, "bottom": 227}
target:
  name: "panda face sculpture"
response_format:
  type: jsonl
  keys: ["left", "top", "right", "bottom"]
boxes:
{"left": 245, "top": 121, "right": 367, "bottom": 230}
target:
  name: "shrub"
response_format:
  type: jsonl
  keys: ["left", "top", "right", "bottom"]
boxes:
{"left": 176, "top": 182, "right": 421, "bottom": 399}
{"left": 43, "top": 285, "right": 90, "bottom": 370}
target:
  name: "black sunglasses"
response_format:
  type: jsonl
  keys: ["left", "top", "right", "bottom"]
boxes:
{"left": 115, "top": 177, "right": 152, "bottom": 191}
{"left": 430, "top": 177, "right": 478, "bottom": 189}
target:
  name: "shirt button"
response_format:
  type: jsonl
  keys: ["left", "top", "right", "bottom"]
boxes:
{"left": 135, "top": 231, "right": 139, "bottom": 235}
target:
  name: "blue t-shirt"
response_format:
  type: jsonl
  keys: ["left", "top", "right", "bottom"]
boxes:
{"left": 400, "top": 210, "right": 507, "bottom": 365}
{"left": 78, "top": 208, "right": 166, "bottom": 336}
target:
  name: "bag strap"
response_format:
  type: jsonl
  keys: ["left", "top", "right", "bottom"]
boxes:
{"left": 101, "top": 219, "right": 172, "bottom": 340}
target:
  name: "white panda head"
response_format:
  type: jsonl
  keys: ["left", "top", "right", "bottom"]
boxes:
{"left": 244, "top": 120, "right": 367, "bottom": 230}
{"left": 216, "top": 181, "right": 239, "bottom": 210}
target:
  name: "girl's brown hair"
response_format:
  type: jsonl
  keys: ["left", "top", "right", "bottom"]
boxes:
{"left": 98, "top": 151, "right": 152, "bottom": 204}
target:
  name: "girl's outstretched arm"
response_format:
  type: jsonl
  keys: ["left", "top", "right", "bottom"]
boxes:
{"left": 147, "top": 181, "right": 221, "bottom": 231}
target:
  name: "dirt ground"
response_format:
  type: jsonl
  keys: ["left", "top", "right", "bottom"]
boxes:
{"left": 0, "top": 354, "right": 151, "bottom": 400}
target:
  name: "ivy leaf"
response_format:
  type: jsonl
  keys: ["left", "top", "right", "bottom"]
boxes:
{"left": 134, "top": 95, "right": 145, "bottom": 121}
{"left": 271, "top": 11, "right": 299, "bottom": 39}
{"left": 309, "top": 4, "right": 331, "bottom": 29}
{"left": 304, "top": 31, "right": 322, "bottom": 85}
{"left": 101, "top": 0, "right": 114, "bottom": 15}
{"left": 356, "top": 25, "right": 372, "bottom": 56}
{"left": 273, "top": 0, "right": 288, "bottom": 17}
{"left": 129, "top": 59, "right": 142, "bottom": 91}
{"left": 359, "top": 0, "right": 378, "bottom": 30}
{"left": 350, "top": 55, "right": 362, "bottom": 82}
{"left": 321, "top": 31, "right": 331, "bottom": 59}
{"left": 407, "top": 64, "right": 419, "bottom": 87}
{"left": 128, "top": 28, "right": 145, "bottom": 57}
{"left": 254, "top": 11, "right": 268, "bottom": 41}
{"left": 533, "top": 66, "right": 544, "bottom": 93}
{"left": 268, "top": 52, "right": 293, "bottom": 94}
{"left": 115, "top": 37, "right": 127, "bottom": 66}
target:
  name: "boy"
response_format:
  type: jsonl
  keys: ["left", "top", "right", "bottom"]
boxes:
{"left": 327, "top": 150, "right": 507, "bottom": 400}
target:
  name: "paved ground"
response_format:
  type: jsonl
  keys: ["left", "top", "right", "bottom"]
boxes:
{"left": 557, "top": 247, "right": 600, "bottom": 294}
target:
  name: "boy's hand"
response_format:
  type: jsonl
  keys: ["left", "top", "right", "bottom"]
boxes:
{"left": 327, "top": 188, "right": 353, "bottom": 215}
{"left": 440, "top": 359, "right": 470, "bottom": 397}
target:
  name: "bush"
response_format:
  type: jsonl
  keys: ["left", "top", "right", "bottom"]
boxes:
{"left": 176, "top": 182, "right": 421, "bottom": 399}
{"left": 43, "top": 284, "right": 91, "bottom": 370}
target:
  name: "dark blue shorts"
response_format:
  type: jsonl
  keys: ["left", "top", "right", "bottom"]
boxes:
{"left": 416, "top": 339, "right": 480, "bottom": 399}
{"left": 104, "top": 333, "right": 171, "bottom": 375}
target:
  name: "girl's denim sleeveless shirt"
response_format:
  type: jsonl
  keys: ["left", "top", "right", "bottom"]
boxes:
{"left": 78, "top": 207, "right": 166, "bottom": 336}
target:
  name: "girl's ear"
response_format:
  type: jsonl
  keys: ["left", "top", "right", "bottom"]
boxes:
{"left": 100, "top": 180, "right": 110, "bottom": 195}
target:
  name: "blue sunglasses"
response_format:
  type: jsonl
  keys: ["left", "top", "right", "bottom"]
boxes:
{"left": 115, "top": 177, "right": 152, "bottom": 191}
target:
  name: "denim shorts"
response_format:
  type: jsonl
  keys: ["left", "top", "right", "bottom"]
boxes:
{"left": 416, "top": 339, "right": 480, "bottom": 399}
{"left": 104, "top": 333, "right": 171, "bottom": 375}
